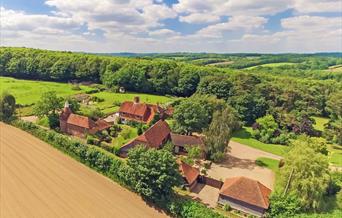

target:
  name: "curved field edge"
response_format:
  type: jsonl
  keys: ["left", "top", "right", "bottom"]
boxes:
{"left": 9, "top": 120, "right": 226, "bottom": 218}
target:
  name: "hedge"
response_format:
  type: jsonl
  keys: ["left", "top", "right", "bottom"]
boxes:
{"left": 12, "top": 120, "right": 225, "bottom": 218}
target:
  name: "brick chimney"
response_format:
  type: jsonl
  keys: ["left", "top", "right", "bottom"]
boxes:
{"left": 133, "top": 96, "right": 140, "bottom": 104}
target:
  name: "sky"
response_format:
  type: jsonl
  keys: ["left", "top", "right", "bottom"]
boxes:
{"left": 1, "top": 0, "right": 342, "bottom": 53}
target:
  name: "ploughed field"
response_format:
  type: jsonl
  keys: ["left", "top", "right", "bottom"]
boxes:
{"left": 0, "top": 122, "right": 168, "bottom": 218}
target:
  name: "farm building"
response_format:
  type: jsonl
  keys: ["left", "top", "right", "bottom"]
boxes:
{"left": 118, "top": 120, "right": 171, "bottom": 157}
{"left": 179, "top": 161, "right": 200, "bottom": 191}
{"left": 118, "top": 96, "right": 172, "bottom": 124}
{"left": 171, "top": 133, "right": 205, "bottom": 157}
{"left": 60, "top": 101, "right": 111, "bottom": 138}
{"left": 218, "top": 177, "right": 271, "bottom": 217}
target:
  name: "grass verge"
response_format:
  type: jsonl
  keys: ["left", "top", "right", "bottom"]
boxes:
{"left": 232, "top": 127, "right": 289, "bottom": 156}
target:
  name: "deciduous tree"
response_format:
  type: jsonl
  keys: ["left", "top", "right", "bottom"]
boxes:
{"left": 127, "top": 146, "right": 181, "bottom": 201}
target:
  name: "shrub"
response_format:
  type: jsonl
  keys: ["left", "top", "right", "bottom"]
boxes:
{"left": 11, "top": 120, "right": 227, "bottom": 218}
{"left": 86, "top": 135, "right": 96, "bottom": 145}
{"left": 85, "top": 89, "right": 99, "bottom": 94}
{"left": 223, "top": 204, "right": 231, "bottom": 211}
{"left": 90, "top": 96, "right": 104, "bottom": 103}
{"left": 120, "top": 128, "right": 131, "bottom": 140}
{"left": 71, "top": 84, "right": 81, "bottom": 90}
{"left": 267, "top": 193, "right": 302, "bottom": 217}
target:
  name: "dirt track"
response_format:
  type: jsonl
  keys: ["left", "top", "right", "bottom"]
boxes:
{"left": 0, "top": 122, "right": 168, "bottom": 218}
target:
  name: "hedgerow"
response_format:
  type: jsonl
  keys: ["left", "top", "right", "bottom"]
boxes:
{"left": 11, "top": 120, "right": 224, "bottom": 218}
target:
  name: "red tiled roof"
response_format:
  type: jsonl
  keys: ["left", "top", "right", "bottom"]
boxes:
{"left": 95, "top": 119, "right": 111, "bottom": 131}
{"left": 171, "top": 133, "right": 204, "bottom": 147}
{"left": 220, "top": 177, "right": 271, "bottom": 209}
{"left": 119, "top": 101, "right": 148, "bottom": 117}
{"left": 141, "top": 120, "right": 171, "bottom": 148}
{"left": 67, "top": 114, "right": 96, "bottom": 129}
{"left": 179, "top": 161, "right": 200, "bottom": 185}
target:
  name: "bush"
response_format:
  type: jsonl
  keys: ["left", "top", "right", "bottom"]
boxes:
{"left": 86, "top": 135, "right": 97, "bottom": 145}
{"left": 223, "top": 204, "right": 231, "bottom": 211}
{"left": 90, "top": 96, "right": 104, "bottom": 103}
{"left": 267, "top": 193, "right": 302, "bottom": 217}
{"left": 109, "top": 124, "right": 122, "bottom": 137}
{"left": 71, "top": 84, "right": 81, "bottom": 90}
{"left": 120, "top": 128, "right": 132, "bottom": 140}
{"left": 11, "top": 120, "right": 227, "bottom": 218}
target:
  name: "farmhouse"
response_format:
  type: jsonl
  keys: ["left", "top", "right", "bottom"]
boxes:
{"left": 218, "top": 176, "right": 271, "bottom": 217}
{"left": 118, "top": 96, "right": 172, "bottom": 124}
{"left": 179, "top": 161, "right": 200, "bottom": 191}
{"left": 60, "top": 101, "right": 111, "bottom": 138}
{"left": 171, "top": 133, "right": 205, "bottom": 157}
{"left": 119, "top": 120, "right": 171, "bottom": 157}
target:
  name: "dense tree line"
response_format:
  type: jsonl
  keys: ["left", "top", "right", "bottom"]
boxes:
{"left": 2, "top": 47, "right": 341, "bottom": 142}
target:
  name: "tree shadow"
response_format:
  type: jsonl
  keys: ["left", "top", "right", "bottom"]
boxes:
{"left": 232, "top": 127, "right": 252, "bottom": 139}
{"left": 191, "top": 183, "right": 205, "bottom": 194}
{"left": 217, "top": 153, "right": 256, "bottom": 170}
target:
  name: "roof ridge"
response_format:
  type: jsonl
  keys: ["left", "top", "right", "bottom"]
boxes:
{"left": 256, "top": 181, "right": 268, "bottom": 208}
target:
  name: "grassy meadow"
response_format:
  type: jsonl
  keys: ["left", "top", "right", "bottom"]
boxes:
{"left": 245, "top": 62, "right": 297, "bottom": 69}
{"left": 0, "top": 76, "right": 174, "bottom": 116}
{"left": 0, "top": 76, "right": 95, "bottom": 105}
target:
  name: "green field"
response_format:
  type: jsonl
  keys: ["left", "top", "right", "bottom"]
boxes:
{"left": 0, "top": 76, "right": 174, "bottom": 116}
{"left": 0, "top": 76, "right": 95, "bottom": 105}
{"left": 312, "top": 116, "right": 329, "bottom": 132}
{"left": 90, "top": 91, "right": 174, "bottom": 114}
{"left": 232, "top": 127, "right": 289, "bottom": 156}
{"left": 328, "top": 144, "right": 342, "bottom": 166}
{"left": 255, "top": 157, "right": 280, "bottom": 172}
{"left": 245, "top": 62, "right": 297, "bottom": 70}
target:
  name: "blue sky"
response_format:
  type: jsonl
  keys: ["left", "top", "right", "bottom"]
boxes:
{"left": 1, "top": 0, "right": 341, "bottom": 53}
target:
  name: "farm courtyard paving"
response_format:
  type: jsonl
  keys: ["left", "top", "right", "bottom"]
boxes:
{"left": 0, "top": 122, "right": 168, "bottom": 218}
{"left": 206, "top": 141, "right": 279, "bottom": 190}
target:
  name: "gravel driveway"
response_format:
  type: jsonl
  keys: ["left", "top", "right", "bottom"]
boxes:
{"left": 206, "top": 141, "right": 280, "bottom": 190}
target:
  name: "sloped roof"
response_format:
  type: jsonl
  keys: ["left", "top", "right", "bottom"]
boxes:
{"left": 138, "top": 120, "right": 171, "bottom": 148}
{"left": 95, "top": 119, "right": 111, "bottom": 131}
{"left": 220, "top": 177, "right": 271, "bottom": 209}
{"left": 119, "top": 101, "right": 148, "bottom": 117}
{"left": 67, "top": 114, "right": 96, "bottom": 129}
{"left": 179, "top": 161, "right": 200, "bottom": 185}
{"left": 171, "top": 133, "right": 204, "bottom": 147}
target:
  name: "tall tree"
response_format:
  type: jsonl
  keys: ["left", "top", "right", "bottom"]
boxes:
{"left": 33, "top": 91, "right": 63, "bottom": 117}
{"left": 173, "top": 99, "right": 209, "bottom": 134}
{"left": 0, "top": 92, "right": 16, "bottom": 122}
{"left": 280, "top": 139, "right": 330, "bottom": 211}
{"left": 204, "top": 106, "right": 240, "bottom": 162}
{"left": 127, "top": 146, "right": 181, "bottom": 201}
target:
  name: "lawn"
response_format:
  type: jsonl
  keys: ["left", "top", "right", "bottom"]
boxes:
{"left": 312, "top": 116, "right": 329, "bottom": 132}
{"left": 90, "top": 91, "right": 174, "bottom": 115}
{"left": 255, "top": 157, "right": 280, "bottom": 173}
{"left": 1, "top": 76, "right": 174, "bottom": 116}
{"left": 111, "top": 125, "right": 138, "bottom": 148}
{"left": 328, "top": 144, "right": 342, "bottom": 166}
{"left": 231, "top": 127, "right": 289, "bottom": 156}
{"left": 245, "top": 62, "right": 297, "bottom": 69}
{"left": 0, "top": 76, "right": 95, "bottom": 105}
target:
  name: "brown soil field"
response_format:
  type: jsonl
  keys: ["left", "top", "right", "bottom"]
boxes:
{"left": 0, "top": 122, "right": 168, "bottom": 218}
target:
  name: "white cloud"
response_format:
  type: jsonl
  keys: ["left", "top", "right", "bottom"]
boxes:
{"left": 179, "top": 13, "right": 220, "bottom": 24}
{"left": 292, "top": 0, "right": 342, "bottom": 13}
{"left": 196, "top": 16, "right": 267, "bottom": 38}
{"left": 1, "top": 0, "right": 341, "bottom": 53}
{"left": 149, "top": 29, "right": 180, "bottom": 37}
{"left": 174, "top": 0, "right": 289, "bottom": 16}
{"left": 45, "top": 0, "right": 177, "bottom": 36}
